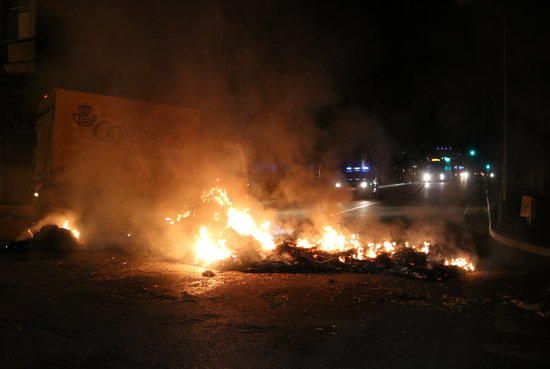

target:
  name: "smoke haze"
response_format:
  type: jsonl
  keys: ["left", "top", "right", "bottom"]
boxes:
{"left": 29, "top": 1, "right": 473, "bottom": 264}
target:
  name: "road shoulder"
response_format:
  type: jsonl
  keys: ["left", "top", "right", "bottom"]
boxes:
{"left": 486, "top": 188, "right": 550, "bottom": 257}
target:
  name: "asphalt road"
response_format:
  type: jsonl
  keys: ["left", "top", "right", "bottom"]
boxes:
{"left": 1, "top": 178, "right": 549, "bottom": 369}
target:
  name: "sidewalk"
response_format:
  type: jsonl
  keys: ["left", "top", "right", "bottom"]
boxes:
{"left": 487, "top": 183, "right": 550, "bottom": 256}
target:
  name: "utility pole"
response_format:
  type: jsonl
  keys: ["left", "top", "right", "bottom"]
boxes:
{"left": 459, "top": 0, "right": 508, "bottom": 226}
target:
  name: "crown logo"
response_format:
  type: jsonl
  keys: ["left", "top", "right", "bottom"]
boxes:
{"left": 73, "top": 103, "right": 97, "bottom": 127}
{"left": 78, "top": 104, "right": 93, "bottom": 115}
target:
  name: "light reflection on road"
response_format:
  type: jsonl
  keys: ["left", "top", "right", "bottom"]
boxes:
{"left": 277, "top": 180, "right": 479, "bottom": 221}
{"left": 331, "top": 201, "right": 375, "bottom": 215}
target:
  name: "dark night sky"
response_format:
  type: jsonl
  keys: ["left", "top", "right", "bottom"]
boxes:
{"left": 35, "top": 0, "right": 550, "bottom": 155}
{"left": 324, "top": 0, "right": 550, "bottom": 150}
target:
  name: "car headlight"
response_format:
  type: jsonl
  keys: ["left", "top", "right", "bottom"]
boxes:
{"left": 359, "top": 181, "right": 368, "bottom": 189}
{"left": 422, "top": 173, "right": 432, "bottom": 182}
{"left": 490, "top": 172, "right": 495, "bottom": 178}
{"left": 439, "top": 173, "right": 445, "bottom": 180}
{"left": 335, "top": 182, "right": 342, "bottom": 188}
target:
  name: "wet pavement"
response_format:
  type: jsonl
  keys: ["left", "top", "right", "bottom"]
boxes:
{"left": 1, "top": 178, "right": 549, "bottom": 368}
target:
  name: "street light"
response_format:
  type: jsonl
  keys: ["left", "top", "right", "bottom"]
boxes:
{"left": 458, "top": 0, "right": 508, "bottom": 225}
{"left": 468, "top": 149, "right": 476, "bottom": 157}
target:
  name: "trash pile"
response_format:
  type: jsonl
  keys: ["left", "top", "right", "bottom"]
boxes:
{"left": 214, "top": 240, "right": 465, "bottom": 281}
{"left": 5, "top": 225, "right": 79, "bottom": 257}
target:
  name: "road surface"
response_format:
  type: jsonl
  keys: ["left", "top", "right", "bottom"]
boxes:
{"left": 1, "top": 178, "right": 549, "bottom": 369}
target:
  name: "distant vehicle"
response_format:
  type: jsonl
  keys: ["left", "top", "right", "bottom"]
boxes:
{"left": 334, "top": 161, "right": 378, "bottom": 198}
{"left": 473, "top": 170, "right": 496, "bottom": 178}
{"left": 453, "top": 164, "right": 470, "bottom": 179}
{"left": 420, "top": 158, "right": 453, "bottom": 182}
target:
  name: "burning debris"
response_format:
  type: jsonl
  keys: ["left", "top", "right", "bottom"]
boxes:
{"left": 186, "top": 186, "right": 477, "bottom": 279}
{"left": 11, "top": 186, "right": 476, "bottom": 281}
{"left": 213, "top": 240, "right": 467, "bottom": 281}
{"left": 4, "top": 215, "right": 81, "bottom": 257}
{"left": 444, "top": 257, "right": 475, "bottom": 272}
{"left": 33, "top": 224, "right": 79, "bottom": 256}
{"left": 60, "top": 220, "right": 81, "bottom": 240}
{"left": 6, "top": 224, "right": 79, "bottom": 257}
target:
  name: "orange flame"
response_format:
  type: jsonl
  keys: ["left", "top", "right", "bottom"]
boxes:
{"left": 194, "top": 226, "right": 232, "bottom": 265}
{"left": 61, "top": 220, "right": 80, "bottom": 240}
{"left": 444, "top": 257, "right": 475, "bottom": 272}
{"left": 226, "top": 208, "right": 275, "bottom": 250}
{"left": 166, "top": 185, "right": 476, "bottom": 272}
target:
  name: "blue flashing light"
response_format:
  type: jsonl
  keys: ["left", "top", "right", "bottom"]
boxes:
{"left": 443, "top": 157, "right": 451, "bottom": 163}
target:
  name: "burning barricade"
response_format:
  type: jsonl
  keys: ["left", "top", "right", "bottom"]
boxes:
{"left": 188, "top": 186, "right": 476, "bottom": 280}
{"left": 6, "top": 185, "right": 476, "bottom": 281}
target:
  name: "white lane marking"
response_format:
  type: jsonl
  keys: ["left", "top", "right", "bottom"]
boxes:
{"left": 463, "top": 205, "right": 471, "bottom": 217}
{"left": 331, "top": 201, "right": 375, "bottom": 216}
{"left": 378, "top": 182, "right": 415, "bottom": 189}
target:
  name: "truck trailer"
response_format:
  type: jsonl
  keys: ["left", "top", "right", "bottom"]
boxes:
{"left": 0, "top": 88, "right": 245, "bottom": 240}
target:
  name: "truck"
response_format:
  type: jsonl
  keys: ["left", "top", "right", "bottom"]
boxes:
{"left": 1, "top": 88, "right": 246, "bottom": 239}
{"left": 419, "top": 157, "right": 453, "bottom": 182}
{"left": 333, "top": 160, "right": 379, "bottom": 199}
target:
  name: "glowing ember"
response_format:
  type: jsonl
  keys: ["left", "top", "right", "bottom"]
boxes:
{"left": 165, "top": 211, "right": 191, "bottom": 225}
{"left": 419, "top": 241, "right": 430, "bottom": 254}
{"left": 292, "top": 231, "right": 397, "bottom": 261}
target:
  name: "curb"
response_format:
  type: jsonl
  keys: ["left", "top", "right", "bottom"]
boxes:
{"left": 486, "top": 187, "right": 550, "bottom": 257}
